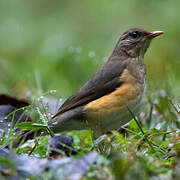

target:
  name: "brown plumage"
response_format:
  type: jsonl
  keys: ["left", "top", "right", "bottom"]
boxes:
{"left": 48, "top": 28, "right": 163, "bottom": 137}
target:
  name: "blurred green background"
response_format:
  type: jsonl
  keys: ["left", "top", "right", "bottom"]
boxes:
{"left": 0, "top": 0, "right": 179, "bottom": 101}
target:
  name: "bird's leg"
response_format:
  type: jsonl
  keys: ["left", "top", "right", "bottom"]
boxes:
{"left": 93, "top": 118, "right": 102, "bottom": 139}
{"left": 93, "top": 125, "right": 102, "bottom": 139}
{"left": 91, "top": 118, "right": 109, "bottom": 153}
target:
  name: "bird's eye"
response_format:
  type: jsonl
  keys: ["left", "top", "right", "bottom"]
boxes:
{"left": 129, "top": 31, "right": 140, "bottom": 38}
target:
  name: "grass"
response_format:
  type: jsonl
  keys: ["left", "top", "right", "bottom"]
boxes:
{"left": 0, "top": 88, "right": 179, "bottom": 179}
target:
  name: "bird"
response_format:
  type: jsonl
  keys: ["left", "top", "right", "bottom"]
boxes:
{"left": 48, "top": 28, "right": 163, "bottom": 138}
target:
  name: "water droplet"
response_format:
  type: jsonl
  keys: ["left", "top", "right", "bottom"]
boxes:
{"left": 102, "top": 56, "right": 108, "bottom": 62}
{"left": 159, "top": 89, "right": 166, "bottom": 97}
{"left": 50, "top": 90, "right": 57, "bottom": 93}
{"left": 89, "top": 51, "right": 95, "bottom": 58}
{"left": 38, "top": 96, "right": 44, "bottom": 101}
{"left": 154, "top": 99, "right": 158, "bottom": 105}
{"left": 76, "top": 47, "right": 82, "bottom": 53}
{"left": 168, "top": 143, "right": 174, "bottom": 148}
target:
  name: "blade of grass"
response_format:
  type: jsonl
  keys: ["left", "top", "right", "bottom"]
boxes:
{"left": 127, "top": 106, "right": 155, "bottom": 152}
{"left": 119, "top": 127, "right": 167, "bottom": 155}
{"left": 28, "top": 140, "right": 38, "bottom": 156}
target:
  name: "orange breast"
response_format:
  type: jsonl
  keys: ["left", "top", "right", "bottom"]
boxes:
{"left": 84, "top": 69, "right": 144, "bottom": 120}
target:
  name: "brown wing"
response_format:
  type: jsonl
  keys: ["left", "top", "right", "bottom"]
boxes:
{"left": 53, "top": 56, "right": 127, "bottom": 118}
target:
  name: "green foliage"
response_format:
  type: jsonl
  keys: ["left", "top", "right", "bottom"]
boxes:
{"left": 0, "top": 90, "right": 179, "bottom": 179}
{"left": 16, "top": 122, "right": 47, "bottom": 131}
{"left": 0, "top": 0, "right": 179, "bottom": 98}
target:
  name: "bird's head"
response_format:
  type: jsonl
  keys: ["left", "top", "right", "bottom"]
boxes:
{"left": 114, "top": 28, "right": 164, "bottom": 57}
